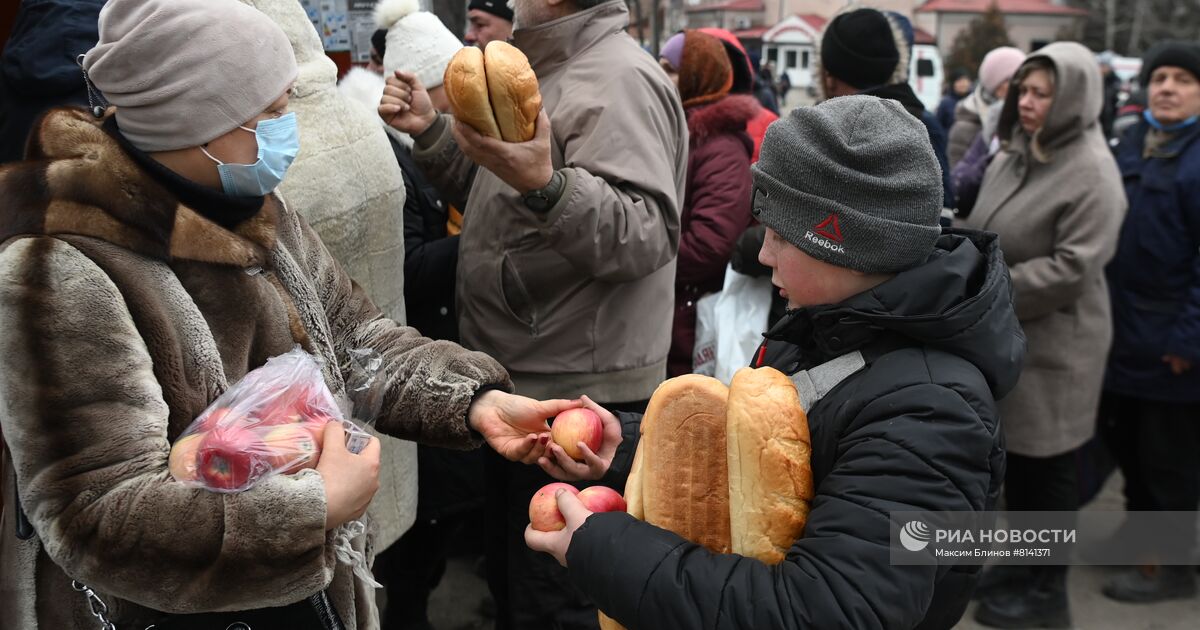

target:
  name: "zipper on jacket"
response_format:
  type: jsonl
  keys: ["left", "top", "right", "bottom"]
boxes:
{"left": 308, "top": 591, "right": 344, "bottom": 630}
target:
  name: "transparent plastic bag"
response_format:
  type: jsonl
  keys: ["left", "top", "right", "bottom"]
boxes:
{"left": 168, "top": 347, "right": 369, "bottom": 492}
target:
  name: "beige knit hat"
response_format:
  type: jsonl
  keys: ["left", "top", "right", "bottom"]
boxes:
{"left": 375, "top": 0, "right": 462, "bottom": 89}
{"left": 82, "top": 0, "right": 298, "bottom": 152}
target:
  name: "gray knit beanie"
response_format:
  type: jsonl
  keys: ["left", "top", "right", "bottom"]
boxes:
{"left": 82, "top": 0, "right": 298, "bottom": 152}
{"left": 751, "top": 95, "right": 942, "bottom": 274}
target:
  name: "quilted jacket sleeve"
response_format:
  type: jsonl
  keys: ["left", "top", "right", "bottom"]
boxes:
{"left": 567, "top": 381, "right": 996, "bottom": 630}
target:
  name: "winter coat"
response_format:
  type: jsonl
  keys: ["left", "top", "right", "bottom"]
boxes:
{"left": 245, "top": 0, "right": 419, "bottom": 550}
{"left": 575, "top": 230, "right": 1024, "bottom": 630}
{"left": 0, "top": 0, "right": 103, "bottom": 164}
{"left": 948, "top": 96, "right": 982, "bottom": 169}
{"left": 937, "top": 92, "right": 964, "bottom": 134}
{"left": 0, "top": 108, "right": 511, "bottom": 630}
{"left": 746, "top": 107, "right": 778, "bottom": 162}
{"left": 668, "top": 95, "right": 757, "bottom": 376}
{"left": 394, "top": 139, "right": 460, "bottom": 345}
{"left": 754, "top": 75, "right": 781, "bottom": 115}
{"left": 413, "top": 0, "right": 688, "bottom": 403}
{"left": 964, "top": 42, "right": 1125, "bottom": 458}
{"left": 1105, "top": 120, "right": 1200, "bottom": 402}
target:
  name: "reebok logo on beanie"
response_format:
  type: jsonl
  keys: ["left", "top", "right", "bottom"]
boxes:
{"left": 806, "top": 214, "right": 847, "bottom": 254}
{"left": 751, "top": 95, "right": 942, "bottom": 274}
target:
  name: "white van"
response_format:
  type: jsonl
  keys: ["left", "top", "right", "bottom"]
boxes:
{"left": 910, "top": 44, "right": 944, "bottom": 113}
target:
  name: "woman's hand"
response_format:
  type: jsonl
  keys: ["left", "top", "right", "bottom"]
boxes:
{"left": 467, "top": 390, "right": 582, "bottom": 464}
{"left": 316, "top": 422, "right": 381, "bottom": 530}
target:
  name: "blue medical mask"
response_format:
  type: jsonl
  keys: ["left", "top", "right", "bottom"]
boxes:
{"left": 1143, "top": 109, "right": 1199, "bottom": 133}
{"left": 201, "top": 112, "right": 299, "bottom": 197}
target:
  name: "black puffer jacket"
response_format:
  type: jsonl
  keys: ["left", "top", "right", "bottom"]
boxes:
{"left": 573, "top": 230, "right": 1024, "bottom": 630}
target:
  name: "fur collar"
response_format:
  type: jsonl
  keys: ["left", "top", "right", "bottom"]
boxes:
{"left": 686, "top": 95, "right": 761, "bottom": 143}
{"left": 0, "top": 107, "right": 277, "bottom": 268}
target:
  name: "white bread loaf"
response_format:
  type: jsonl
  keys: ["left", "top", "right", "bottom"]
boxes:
{"left": 443, "top": 46, "right": 502, "bottom": 140}
{"left": 641, "top": 374, "right": 732, "bottom": 554}
{"left": 483, "top": 41, "right": 542, "bottom": 142}
{"left": 726, "top": 367, "right": 813, "bottom": 564}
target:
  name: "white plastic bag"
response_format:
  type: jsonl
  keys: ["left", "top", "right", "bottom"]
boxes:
{"left": 693, "top": 292, "right": 719, "bottom": 377}
{"left": 692, "top": 265, "right": 773, "bottom": 384}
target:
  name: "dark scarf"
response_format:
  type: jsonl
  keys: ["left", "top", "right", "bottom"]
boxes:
{"left": 104, "top": 117, "right": 264, "bottom": 229}
{"left": 861, "top": 82, "right": 926, "bottom": 119}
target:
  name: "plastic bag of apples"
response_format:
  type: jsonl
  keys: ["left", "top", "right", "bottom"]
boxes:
{"left": 168, "top": 347, "right": 379, "bottom": 492}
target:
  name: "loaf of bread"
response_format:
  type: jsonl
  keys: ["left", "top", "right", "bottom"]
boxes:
{"left": 443, "top": 46, "right": 502, "bottom": 140}
{"left": 726, "top": 367, "right": 813, "bottom": 564}
{"left": 597, "top": 370, "right": 811, "bottom": 628}
{"left": 641, "top": 374, "right": 732, "bottom": 554}
{"left": 443, "top": 41, "right": 541, "bottom": 142}
{"left": 484, "top": 41, "right": 541, "bottom": 142}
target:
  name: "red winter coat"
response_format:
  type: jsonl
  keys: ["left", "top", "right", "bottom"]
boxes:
{"left": 668, "top": 95, "right": 759, "bottom": 376}
{"left": 746, "top": 106, "right": 778, "bottom": 163}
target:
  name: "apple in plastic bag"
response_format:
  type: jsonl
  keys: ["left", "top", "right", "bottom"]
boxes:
{"left": 198, "top": 425, "right": 271, "bottom": 491}
{"left": 168, "top": 433, "right": 205, "bottom": 482}
{"left": 194, "top": 407, "right": 245, "bottom": 432}
{"left": 262, "top": 424, "right": 320, "bottom": 474}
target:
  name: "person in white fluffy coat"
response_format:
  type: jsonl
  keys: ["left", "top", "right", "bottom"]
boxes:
{"left": 238, "top": 0, "right": 419, "bottom": 561}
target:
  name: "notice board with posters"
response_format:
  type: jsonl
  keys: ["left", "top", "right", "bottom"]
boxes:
{"left": 301, "top": 0, "right": 381, "bottom": 63}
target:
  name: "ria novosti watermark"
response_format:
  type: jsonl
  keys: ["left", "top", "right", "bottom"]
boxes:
{"left": 890, "top": 511, "right": 1200, "bottom": 565}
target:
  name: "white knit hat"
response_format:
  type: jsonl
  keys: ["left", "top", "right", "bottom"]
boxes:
{"left": 374, "top": 0, "right": 462, "bottom": 89}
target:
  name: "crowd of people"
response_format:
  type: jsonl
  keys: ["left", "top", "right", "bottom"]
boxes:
{"left": 0, "top": 1, "right": 1196, "bottom": 630}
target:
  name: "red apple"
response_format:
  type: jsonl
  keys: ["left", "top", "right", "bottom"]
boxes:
{"left": 168, "top": 433, "right": 205, "bottom": 482}
{"left": 261, "top": 424, "right": 321, "bottom": 474}
{"left": 528, "top": 483, "right": 581, "bottom": 532}
{"left": 578, "top": 486, "right": 627, "bottom": 513}
{"left": 194, "top": 407, "right": 241, "bottom": 432}
{"left": 550, "top": 408, "right": 603, "bottom": 461}
{"left": 197, "top": 425, "right": 271, "bottom": 491}
{"left": 298, "top": 414, "right": 334, "bottom": 451}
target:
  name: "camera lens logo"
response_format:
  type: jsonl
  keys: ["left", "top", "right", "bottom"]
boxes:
{"left": 900, "top": 520, "right": 932, "bottom": 552}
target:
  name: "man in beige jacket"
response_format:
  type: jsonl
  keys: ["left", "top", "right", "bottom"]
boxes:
{"left": 381, "top": 1, "right": 687, "bottom": 626}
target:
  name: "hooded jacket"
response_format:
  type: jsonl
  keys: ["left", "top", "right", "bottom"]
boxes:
{"left": 964, "top": 42, "right": 1125, "bottom": 457}
{"left": 669, "top": 95, "right": 758, "bottom": 376}
{"left": 0, "top": 108, "right": 510, "bottom": 630}
{"left": 412, "top": 1, "right": 687, "bottom": 403}
{"left": 949, "top": 94, "right": 982, "bottom": 169}
{"left": 1105, "top": 119, "right": 1200, "bottom": 402}
{"left": 573, "top": 230, "right": 1024, "bottom": 630}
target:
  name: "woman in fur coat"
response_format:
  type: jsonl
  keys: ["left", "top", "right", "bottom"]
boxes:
{"left": 0, "top": 1, "right": 575, "bottom": 629}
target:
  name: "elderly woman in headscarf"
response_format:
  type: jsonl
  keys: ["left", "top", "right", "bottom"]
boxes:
{"left": 658, "top": 29, "right": 759, "bottom": 377}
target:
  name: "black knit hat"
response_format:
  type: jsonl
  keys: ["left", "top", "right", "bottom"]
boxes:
{"left": 468, "top": 0, "right": 513, "bottom": 22}
{"left": 371, "top": 28, "right": 387, "bottom": 58}
{"left": 1141, "top": 41, "right": 1200, "bottom": 85}
{"left": 820, "top": 8, "right": 899, "bottom": 90}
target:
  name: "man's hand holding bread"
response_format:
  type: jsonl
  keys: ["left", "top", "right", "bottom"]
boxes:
{"left": 379, "top": 40, "right": 554, "bottom": 194}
